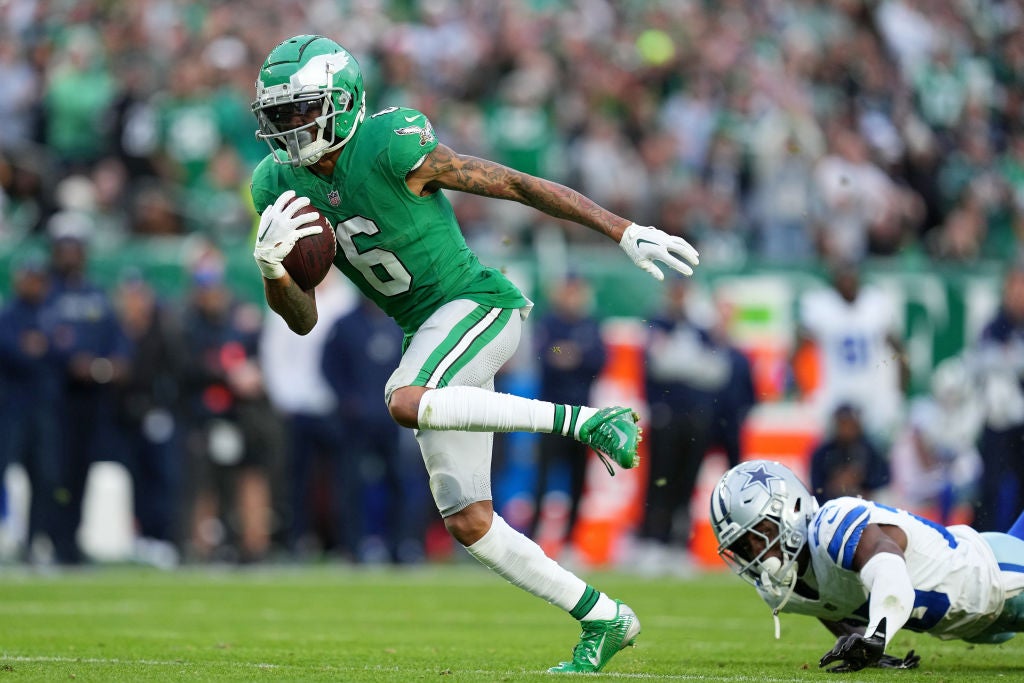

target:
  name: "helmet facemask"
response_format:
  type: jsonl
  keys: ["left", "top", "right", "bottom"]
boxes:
{"left": 255, "top": 90, "right": 347, "bottom": 166}
{"left": 720, "top": 513, "right": 802, "bottom": 600}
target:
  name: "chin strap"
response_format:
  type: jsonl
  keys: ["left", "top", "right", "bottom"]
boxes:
{"left": 771, "top": 579, "right": 798, "bottom": 640}
{"left": 763, "top": 565, "right": 799, "bottom": 640}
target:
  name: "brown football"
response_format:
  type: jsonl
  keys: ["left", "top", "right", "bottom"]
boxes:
{"left": 281, "top": 200, "right": 337, "bottom": 290}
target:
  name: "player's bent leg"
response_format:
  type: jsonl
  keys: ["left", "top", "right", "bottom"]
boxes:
{"left": 977, "top": 532, "right": 1024, "bottom": 638}
{"left": 981, "top": 531, "right": 1024, "bottom": 591}
{"left": 409, "top": 385, "right": 641, "bottom": 474}
{"left": 383, "top": 299, "right": 640, "bottom": 475}
{"left": 412, "top": 423, "right": 617, "bottom": 628}
{"left": 388, "top": 385, "right": 429, "bottom": 428}
{"left": 414, "top": 426, "right": 495, "bottom": 517}
{"left": 390, "top": 300, "right": 640, "bottom": 671}
{"left": 388, "top": 381, "right": 579, "bottom": 443}
{"left": 443, "top": 500, "right": 494, "bottom": 546}
{"left": 963, "top": 628, "right": 1017, "bottom": 644}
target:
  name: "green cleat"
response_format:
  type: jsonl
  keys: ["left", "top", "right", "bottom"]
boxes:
{"left": 577, "top": 407, "right": 641, "bottom": 475}
{"left": 548, "top": 601, "right": 641, "bottom": 674}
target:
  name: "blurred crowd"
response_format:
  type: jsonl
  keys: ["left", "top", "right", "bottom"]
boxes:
{"left": 1, "top": 0, "right": 1024, "bottom": 263}
{"left": 0, "top": 234, "right": 434, "bottom": 566}
{"left": 2, "top": 0, "right": 1024, "bottom": 569}
{"left": 2, "top": 226, "right": 1023, "bottom": 571}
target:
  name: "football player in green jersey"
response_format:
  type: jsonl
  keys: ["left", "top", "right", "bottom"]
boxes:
{"left": 250, "top": 35, "right": 699, "bottom": 674}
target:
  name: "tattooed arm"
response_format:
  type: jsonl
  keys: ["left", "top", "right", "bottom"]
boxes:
{"left": 406, "top": 143, "right": 631, "bottom": 242}
{"left": 264, "top": 277, "right": 318, "bottom": 335}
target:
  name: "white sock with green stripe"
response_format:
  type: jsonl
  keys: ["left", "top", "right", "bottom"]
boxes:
{"left": 465, "top": 512, "right": 616, "bottom": 621}
{"left": 550, "top": 403, "right": 599, "bottom": 439}
{"left": 417, "top": 386, "right": 597, "bottom": 438}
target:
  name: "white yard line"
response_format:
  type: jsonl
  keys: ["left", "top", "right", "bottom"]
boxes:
{"left": 0, "top": 655, "right": 811, "bottom": 681}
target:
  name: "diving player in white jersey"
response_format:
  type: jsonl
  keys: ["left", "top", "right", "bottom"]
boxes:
{"left": 710, "top": 460, "right": 1024, "bottom": 672}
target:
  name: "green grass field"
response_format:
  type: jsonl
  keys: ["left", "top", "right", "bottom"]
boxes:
{"left": 1, "top": 563, "right": 1022, "bottom": 681}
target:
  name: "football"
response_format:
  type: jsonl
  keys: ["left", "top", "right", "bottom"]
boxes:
{"left": 281, "top": 200, "right": 337, "bottom": 290}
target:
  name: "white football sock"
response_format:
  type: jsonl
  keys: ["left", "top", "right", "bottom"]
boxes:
{"left": 466, "top": 512, "right": 615, "bottom": 620}
{"left": 583, "top": 593, "right": 619, "bottom": 621}
{"left": 417, "top": 386, "right": 597, "bottom": 438}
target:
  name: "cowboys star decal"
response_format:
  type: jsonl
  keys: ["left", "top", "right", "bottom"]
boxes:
{"left": 739, "top": 463, "right": 782, "bottom": 492}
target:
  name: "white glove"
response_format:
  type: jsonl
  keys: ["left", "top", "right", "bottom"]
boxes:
{"left": 253, "top": 190, "right": 323, "bottom": 280}
{"left": 618, "top": 223, "right": 699, "bottom": 280}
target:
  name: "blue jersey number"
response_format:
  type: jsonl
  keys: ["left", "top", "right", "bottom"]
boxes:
{"left": 906, "top": 590, "right": 951, "bottom": 631}
{"left": 839, "top": 335, "right": 869, "bottom": 367}
{"left": 853, "top": 589, "right": 950, "bottom": 632}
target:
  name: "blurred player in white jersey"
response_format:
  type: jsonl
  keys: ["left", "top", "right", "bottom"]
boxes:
{"left": 795, "top": 260, "right": 908, "bottom": 443}
{"left": 711, "top": 460, "right": 1024, "bottom": 672}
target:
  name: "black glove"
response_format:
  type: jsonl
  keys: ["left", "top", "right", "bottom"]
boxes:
{"left": 819, "top": 618, "right": 887, "bottom": 673}
{"left": 875, "top": 650, "right": 920, "bottom": 669}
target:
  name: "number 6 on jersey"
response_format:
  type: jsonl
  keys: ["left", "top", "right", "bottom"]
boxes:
{"left": 336, "top": 216, "right": 412, "bottom": 296}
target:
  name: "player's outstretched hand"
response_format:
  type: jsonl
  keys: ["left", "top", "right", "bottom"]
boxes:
{"left": 618, "top": 223, "right": 699, "bottom": 280}
{"left": 254, "top": 190, "right": 323, "bottom": 280}
{"left": 819, "top": 619, "right": 887, "bottom": 673}
{"left": 875, "top": 650, "right": 920, "bottom": 669}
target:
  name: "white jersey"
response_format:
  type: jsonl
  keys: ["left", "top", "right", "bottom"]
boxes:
{"left": 799, "top": 286, "right": 903, "bottom": 437}
{"left": 259, "top": 272, "right": 357, "bottom": 415}
{"left": 761, "top": 497, "right": 1006, "bottom": 641}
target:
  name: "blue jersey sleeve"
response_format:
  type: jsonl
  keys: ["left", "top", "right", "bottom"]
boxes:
{"left": 809, "top": 498, "right": 871, "bottom": 570}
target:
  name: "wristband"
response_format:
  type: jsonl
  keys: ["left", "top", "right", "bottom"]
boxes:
{"left": 256, "top": 258, "right": 285, "bottom": 280}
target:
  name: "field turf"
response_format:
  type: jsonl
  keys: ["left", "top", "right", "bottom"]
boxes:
{"left": 1, "top": 563, "right": 1022, "bottom": 681}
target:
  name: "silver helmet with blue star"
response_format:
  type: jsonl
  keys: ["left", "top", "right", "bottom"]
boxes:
{"left": 710, "top": 460, "right": 818, "bottom": 596}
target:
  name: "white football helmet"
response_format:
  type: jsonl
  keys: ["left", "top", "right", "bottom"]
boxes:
{"left": 710, "top": 460, "right": 818, "bottom": 602}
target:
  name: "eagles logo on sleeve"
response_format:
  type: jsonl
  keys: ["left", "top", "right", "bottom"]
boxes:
{"left": 394, "top": 118, "right": 435, "bottom": 147}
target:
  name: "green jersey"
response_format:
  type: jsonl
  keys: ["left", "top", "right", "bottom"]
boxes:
{"left": 251, "top": 106, "right": 528, "bottom": 336}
